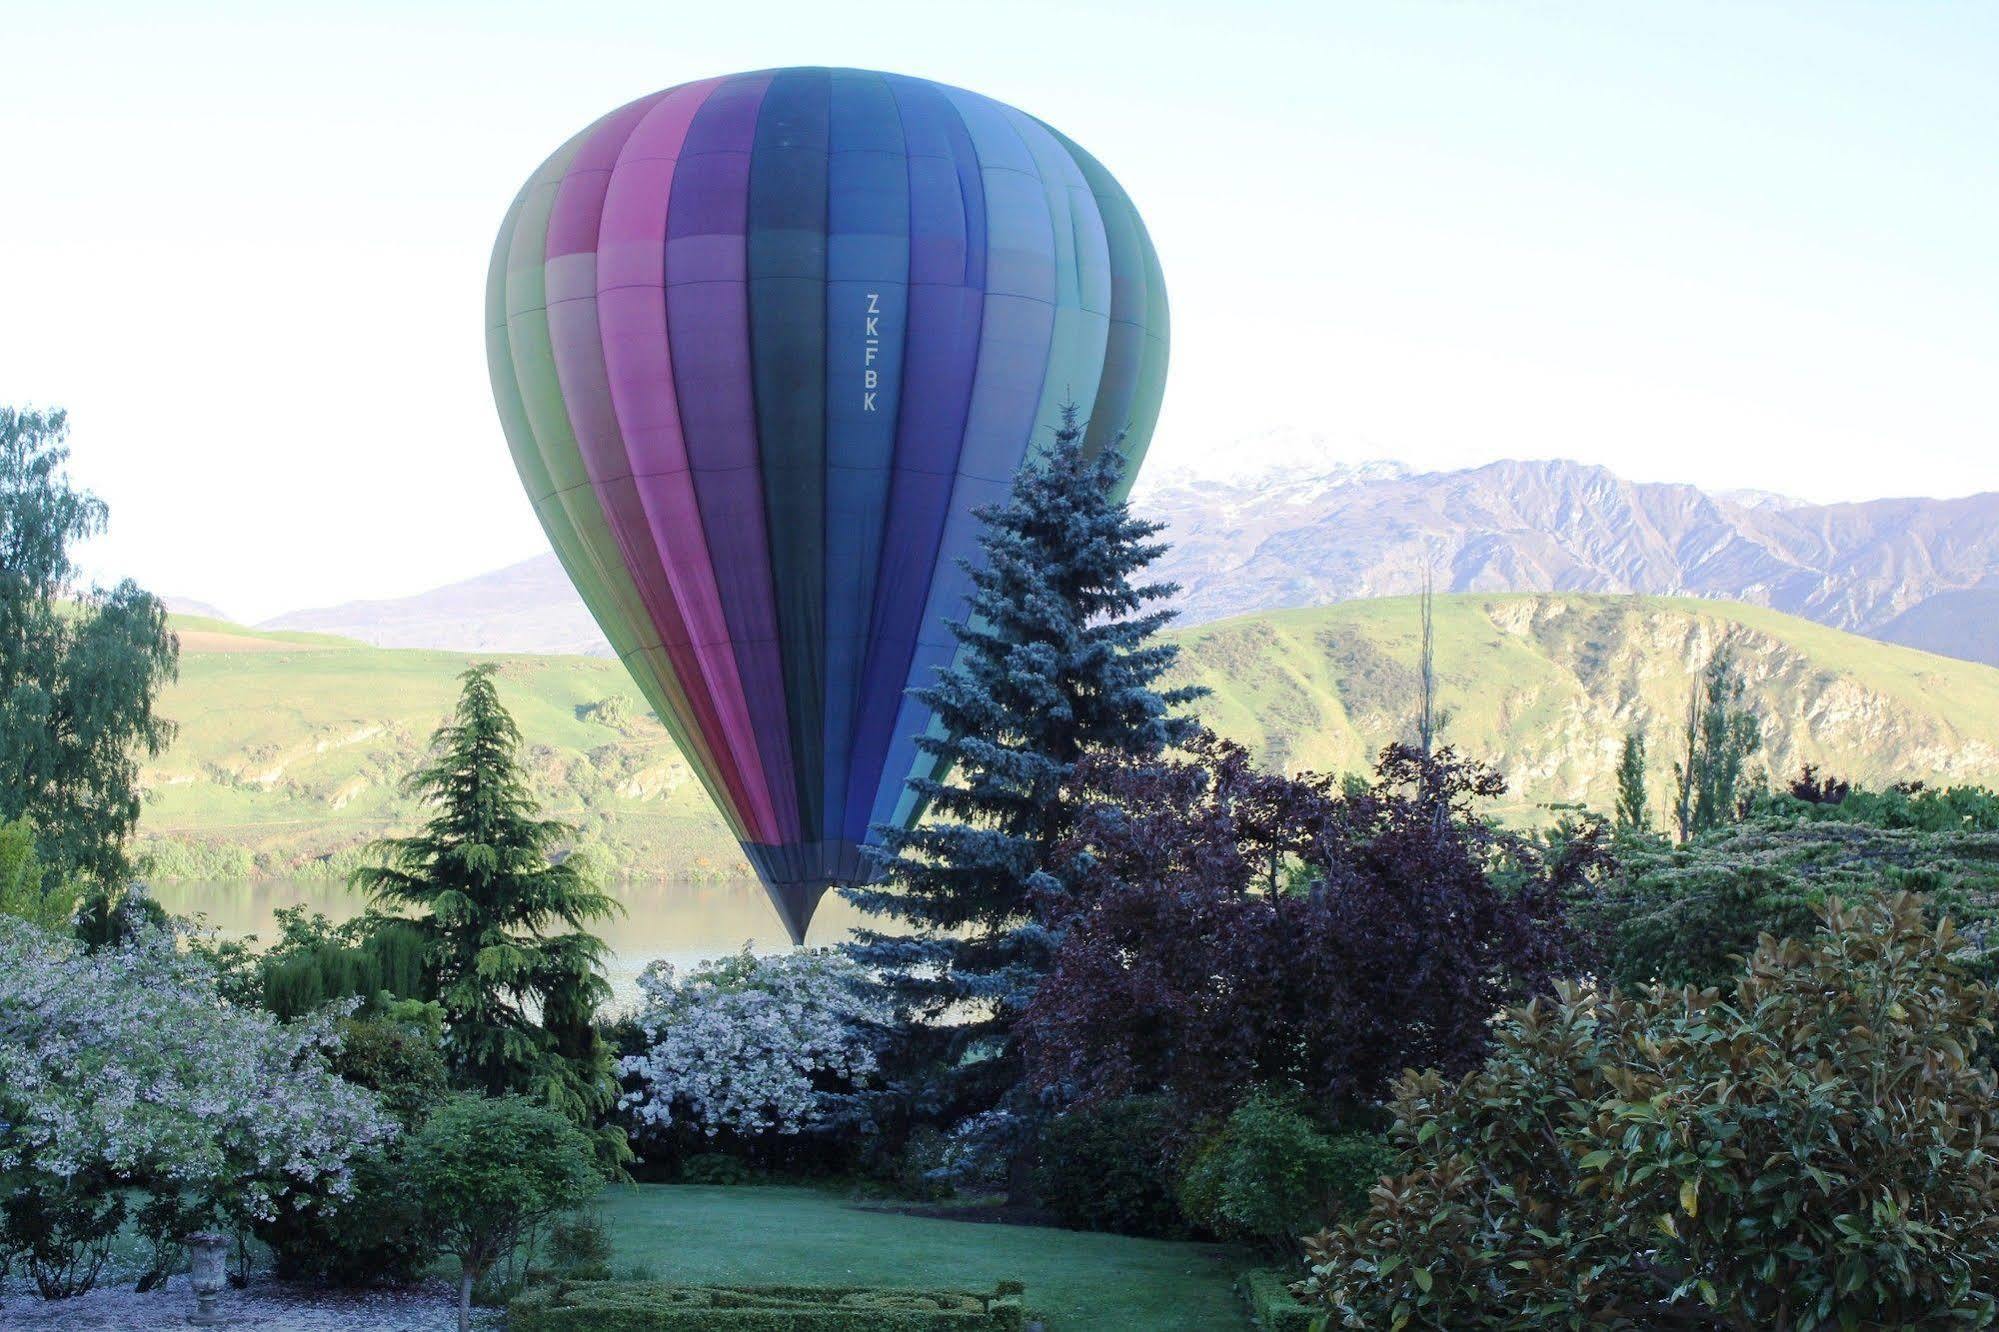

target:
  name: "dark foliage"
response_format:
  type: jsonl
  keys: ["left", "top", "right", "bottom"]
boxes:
{"left": 1788, "top": 763, "right": 1852, "bottom": 805}
{"left": 0, "top": 1166, "right": 124, "bottom": 1299}
{"left": 1033, "top": 1096, "right": 1187, "bottom": 1238}
{"left": 1023, "top": 734, "right": 1598, "bottom": 1119}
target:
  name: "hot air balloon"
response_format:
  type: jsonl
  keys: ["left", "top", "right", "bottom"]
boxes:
{"left": 485, "top": 68, "right": 1167, "bottom": 943}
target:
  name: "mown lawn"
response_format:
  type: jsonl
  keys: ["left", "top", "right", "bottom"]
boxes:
{"left": 596, "top": 1184, "right": 1252, "bottom": 1331}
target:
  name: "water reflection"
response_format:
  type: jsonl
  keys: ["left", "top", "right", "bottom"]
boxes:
{"left": 148, "top": 879, "right": 869, "bottom": 1010}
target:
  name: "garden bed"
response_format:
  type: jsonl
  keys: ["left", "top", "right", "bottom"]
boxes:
{"left": 509, "top": 1278, "right": 1026, "bottom": 1330}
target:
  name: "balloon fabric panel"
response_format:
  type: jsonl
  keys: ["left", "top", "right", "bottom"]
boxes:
{"left": 485, "top": 68, "right": 1166, "bottom": 942}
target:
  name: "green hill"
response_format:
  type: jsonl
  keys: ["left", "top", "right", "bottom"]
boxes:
{"left": 138, "top": 620, "right": 742, "bottom": 881}
{"left": 1179, "top": 594, "right": 1999, "bottom": 819}
{"left": 137, "top": 595, "right": 1999, "bottom": 878}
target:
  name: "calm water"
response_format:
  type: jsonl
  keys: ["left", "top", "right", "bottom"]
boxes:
{"left": 149, "top": 878, "right": 870, "bottom": 1010}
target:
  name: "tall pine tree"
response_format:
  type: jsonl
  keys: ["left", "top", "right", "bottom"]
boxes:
{"left": 844, "top": 407, "right": 1202, "bottom": 1129}
{"left": 354, "top": 665, "right": 623, "bottom": 1159}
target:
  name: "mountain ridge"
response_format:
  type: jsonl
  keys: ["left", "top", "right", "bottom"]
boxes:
{"left": 257, "top": 456, "right": 1999, "bottom": 666}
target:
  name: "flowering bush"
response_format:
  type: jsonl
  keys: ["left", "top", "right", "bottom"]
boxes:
{"left": 0, "top": 913, "right": 394, "bottom": 1292}
{"left": 619, "top": 946, "right": 888, "bottom": 1139}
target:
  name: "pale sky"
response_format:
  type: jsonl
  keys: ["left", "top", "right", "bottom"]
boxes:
{"left": 5, "top": 1, "right": 1995, "bottom": 621}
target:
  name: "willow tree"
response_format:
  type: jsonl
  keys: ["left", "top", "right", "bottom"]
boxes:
{"left": 0, "top": 406, "right": 177, "bottom": 889}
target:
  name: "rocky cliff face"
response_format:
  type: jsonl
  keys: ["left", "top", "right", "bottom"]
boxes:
{"left": 1170, "top": 595, "right": 1999, "bottom": 819}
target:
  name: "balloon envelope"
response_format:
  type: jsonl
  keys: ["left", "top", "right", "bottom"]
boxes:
{"left": 485, "top": 67, "right": 1168, "bottom": 942}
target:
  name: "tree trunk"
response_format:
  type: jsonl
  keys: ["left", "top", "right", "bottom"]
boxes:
{"left": 1006, "top": 1114, "right": 1040, "bottom": 1209}
{"left": 458, "top": 1269, "right": 473, "bottom": 1332}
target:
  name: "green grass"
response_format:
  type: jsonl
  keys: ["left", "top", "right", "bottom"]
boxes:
{"left": 140, "top": 594, "right": 1999, "bottom": 877}
{"left": 594, "top": 1185, "right": 1249, "bottom": 1331}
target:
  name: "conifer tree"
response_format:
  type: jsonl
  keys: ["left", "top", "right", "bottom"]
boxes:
{"left": 354, "top": 666, "right": 623, "bottom": 1157}
{"left": 1614, "top": 728, "right": 1650, "bottom": 832}
{"left": 844, "top": 407, "right": 1202, "bottom": 1113}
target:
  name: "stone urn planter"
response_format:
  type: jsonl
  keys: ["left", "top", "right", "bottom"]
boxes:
{"left": 185, "top": 1231, "right": 230, "bottom": 1326}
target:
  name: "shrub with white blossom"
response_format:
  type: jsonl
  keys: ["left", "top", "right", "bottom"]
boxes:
{"left": 0, "top": 913, "right": 394, "bottom": 1291}
{"left": 619, "top": 946, "right": 889, "bottom": 1138}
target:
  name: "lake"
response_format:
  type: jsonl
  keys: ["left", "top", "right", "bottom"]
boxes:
{"left": 149, "top": 878, "right": 870, "bottom": 1010}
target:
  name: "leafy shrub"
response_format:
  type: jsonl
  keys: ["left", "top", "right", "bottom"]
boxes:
{"left": 1580, "top": 858, "right": 1819, "bottom": 990}
{"left": 1026, "top": 737, "right": 1595, "bottom": 1119}
{"left": 328, "top": 1003, "right": 450, "bottom": 1124}
{"left": 0, "top": 1169, "right": 125, "bottom": 1299}
{"left": 1582, "top": 813, "right": 1999, "bottom": 989}
{"left": 256, "top": 1006, "right": 449, "bottom": 1285}
{"left": 543, "top": 1213, "right": 615, "bottom": 1281}
{"left": 407, "top": 1093, "right": 604, "bottom": 1330}
{"left": 1174, "top": 1091, "right": 1387, "bottom": 1251}
{"left": 620, "top": 946, "right": 888, "bottom": 1139}
{"left": 0, "top": 817, "right": 78, "bottom": 931}
{"left": 1236, "top": 1268, "right": 1315, "bottom": 1332}
{"left": 260, "top": 1146, "right": 432, "bottom": 1286}
{"left": 1033, "top": 1096, "right": 1185, "bottom": 1238}
{"left": 1300, "top": 894, "right": 1999, "bottom": 1329}
{"left": 677, "top": 1153, "right": 755, "bottom": 1187}
{"left": 509, "top": 1279, "right": 1027, "bottom": 1331}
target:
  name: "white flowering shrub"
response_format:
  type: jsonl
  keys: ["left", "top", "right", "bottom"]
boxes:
{"left": 619, "top": 947, "right": 889, "bottom": 1138}
{"left": 0, "top": 915, "right": 395, "bottom": 1233}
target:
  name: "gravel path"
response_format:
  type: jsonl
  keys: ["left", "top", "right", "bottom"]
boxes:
{"left": 0, "top": 1274, "right": 500, "bottom": 1329}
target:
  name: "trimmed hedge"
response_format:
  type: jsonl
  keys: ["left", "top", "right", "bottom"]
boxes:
{"left": 509, "top": 1280, "right": 1027, "bottom": 1331}
{"left": 1236, "top": 1268, "right": 1313, "bottom": 1332}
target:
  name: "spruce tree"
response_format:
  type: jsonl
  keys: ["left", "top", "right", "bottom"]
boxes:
{"left": 354, "top": 666, "right": 623, "bottom": 1157}
{"left": 844, "top": 407, "right": 1202, "bottom": 1113}
{"left": 1614, "top": 729, "right": 1651, "bottom": 832}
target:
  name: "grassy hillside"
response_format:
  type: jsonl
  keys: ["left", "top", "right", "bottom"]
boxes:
{"left": 1177, "top": 594, "right": 1999, "bottom": 819}
{"left": 137, "top": 595, "right": 1999, "bottom": 878}
{"left": 138, "top": 618, "right": 741, "bottom": 880}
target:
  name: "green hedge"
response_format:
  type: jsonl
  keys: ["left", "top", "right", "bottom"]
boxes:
{"left": 509, "top": 1280, "right": 1026, "bottom": 1331}
{"left": 1237, "top": 1268, "right": 1313, "bottom": 1332}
